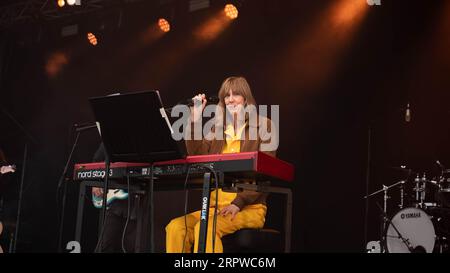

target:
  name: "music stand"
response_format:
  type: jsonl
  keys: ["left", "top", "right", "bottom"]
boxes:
{"left": 89, "top": 90, "right": 186, "bottom": 163}
{"left": 89, "top": 90, "right": 186, "bottom": 252}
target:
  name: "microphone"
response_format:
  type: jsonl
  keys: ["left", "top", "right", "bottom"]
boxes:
{"left": 185, "top": 95, "right": 219, "bottom": 107}
{"left": 405, "top": 103, "right": 411, "bottom": 122}
{"left": 165, "top": 95, "right": 220, "bottom": 113}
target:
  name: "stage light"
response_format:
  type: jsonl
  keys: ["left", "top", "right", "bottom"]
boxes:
{"left": 87, "top": 32, "right": 98, "bottom": 46}
{"left": 158, "top": 18, "right": 171, "bottom": 33}
{"left": 57, "top": 0, "right": 65, "bottom": 8}
{"left": 66, "top": 0, "right": 76, "bottom": 6}
{"left": 224, "top": 4, "right": 238, "bottom": 19}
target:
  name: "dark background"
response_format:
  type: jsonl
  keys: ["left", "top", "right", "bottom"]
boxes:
{"left": 0, "top": 0, "right": 449, "bottom": 252}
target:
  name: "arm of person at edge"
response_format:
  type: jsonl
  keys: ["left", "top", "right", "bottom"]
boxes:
{"left": 0, "top": 149, "right": 15, "bottom": 175}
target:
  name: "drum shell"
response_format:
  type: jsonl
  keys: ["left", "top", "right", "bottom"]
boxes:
{"left": 384, "top": 207, "right": 436, "bottom": 253}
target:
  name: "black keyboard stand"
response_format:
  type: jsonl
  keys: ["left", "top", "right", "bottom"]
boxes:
{"left": 197, "top": 171, "right": 224, "bottom": 253}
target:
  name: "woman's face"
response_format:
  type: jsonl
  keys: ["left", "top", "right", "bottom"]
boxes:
{"left": 224, "top": 89, "right": 245, "bottom": 109}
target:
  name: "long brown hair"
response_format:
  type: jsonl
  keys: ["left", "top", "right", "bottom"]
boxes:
{"left": 212, "top": 77, "right": 258, "bottom": 134}
{"left": 217, "top": 76, "right": 256, "bottom": 108}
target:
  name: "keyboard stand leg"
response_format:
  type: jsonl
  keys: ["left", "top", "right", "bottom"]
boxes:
{"left": 197, "top": 172, "right": 212, "bottom": 253}
{"left": 134, "top": 193, "right": 142, "bottom": 253}
{"left": 75, "top": 181, "right": 86, "bottom": 247}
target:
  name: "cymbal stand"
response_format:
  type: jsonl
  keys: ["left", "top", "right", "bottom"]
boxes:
{"left": 399, "top": 181, "right": 404, "bottom": 210}
{"left": 364, "top": 180, "right": 405, "bottom": 252}
{"left": 413, "top": 174, "right": 425, "bottom": 208}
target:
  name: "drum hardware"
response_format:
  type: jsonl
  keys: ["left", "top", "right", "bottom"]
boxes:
{"left": 438, "top": 170, "right": 450, "bottom": 193}
{"left": 436, "top": 236, "right": 448, "bottom": 253}
{"left": 366, "top": 241, "right": 381, "bottom": 253}
{"left": 425, "top": 207, "right": 450, "bottom": 253}
{"left": 435, "top": 166, "right": 450, "bottom": 208}
{"left": 399, "top": 181, "right": 405, "bottom": 209}
{"left": 413, "top": 174, "right": 426, "bottom": 208}
{"left": 436, "top": 161, "right": 450, "bottom": 193}
{"left": 365, "top": 161, "right": 450, "bottom": 253}
{"left": 365, "top": 180, "right": 405, "bottom": 214}
{"left": 409, "top": 173, "right": 441, "bottom": 209}
{"left": 420, "top": 174, "right": 427, "bottom": 206}
{"left": 435, "top": 160, "right": 445, "bottom": 178}
{"left": 364, "top": 180, "right": 406, "bottom": 253}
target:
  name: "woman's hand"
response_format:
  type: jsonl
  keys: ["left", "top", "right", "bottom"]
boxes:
{"left": 219, "top": 204, "right": 240, "bottom": 220}
{"left": 191, "top": 93, "right": 207, "bottom": 122}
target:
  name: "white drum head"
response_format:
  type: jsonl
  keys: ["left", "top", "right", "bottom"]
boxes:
{"left": 385, "top": 207, "right": 435, "bottom": 253}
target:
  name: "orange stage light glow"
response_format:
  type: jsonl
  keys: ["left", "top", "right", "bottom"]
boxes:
{"left": 158, "top": 18, "right": 171, "bottom": 33}
{"left": 224, "top": 4, "right": 238, "bottom": 19}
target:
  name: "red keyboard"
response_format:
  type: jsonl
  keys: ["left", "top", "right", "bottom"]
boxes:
{"left": 73, "top": 151, "right": 294, "bottom": 183}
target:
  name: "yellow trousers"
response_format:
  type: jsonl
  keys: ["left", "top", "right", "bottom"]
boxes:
{"left": 165, "top": 204, "right": 266, "bottom": 253}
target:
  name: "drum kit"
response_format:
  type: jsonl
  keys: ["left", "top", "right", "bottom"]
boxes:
{"left": 365, "top": 162, "right": 450, "bottom": 253}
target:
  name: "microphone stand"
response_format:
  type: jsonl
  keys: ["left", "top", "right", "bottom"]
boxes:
{"left": 56, "top": 129, "right": 80, "bottom": 253}
{"left": 56, "top": 123, "right": 96, "bottom": 252}
{"left": 12, "top": 143, "right": 27, "bottom": 253}
{"left": 1, "top": 105, "right": 37, "bottom": 253}
{"left": 363, "top": 125, "right": 371, "bottom": 249}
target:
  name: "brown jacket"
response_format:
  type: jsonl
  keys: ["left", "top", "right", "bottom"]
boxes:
{"left": 185, "top": 116, "right": 277, "bottom": 209}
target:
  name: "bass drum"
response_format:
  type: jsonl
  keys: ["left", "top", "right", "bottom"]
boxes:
{"left": 385, "top": 207, "right": 435, "bottom": 253}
